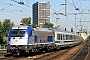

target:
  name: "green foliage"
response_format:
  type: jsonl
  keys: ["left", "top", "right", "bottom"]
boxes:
{"left": 3, "top": 36, "right": 8, "bottom": 44}
{"left": 3, "top": 19, "right": 14, "bottom": 36}
{"left": 20, "top": 17, "right": 31, "bottom": 25}
{"left": 0, "top": 19, "right": 14, "bottom": 44}
{"left": 0, "top": 21, "right": 3, "bottom": 33}
{"left": 0, "top": 21, "right": 3, "bottom": 43}
{"left": 32, "top": 23, "right": 37, "bottom": 28}
{"left": 45, "top": 22, "right": 54, "bottom": 28}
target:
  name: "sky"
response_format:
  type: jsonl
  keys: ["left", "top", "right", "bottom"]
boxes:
{"left": 0, "top": 0, "right": 90, "bottom": 32}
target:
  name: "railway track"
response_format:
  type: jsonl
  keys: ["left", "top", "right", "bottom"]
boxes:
{"left": 0, "top": 46, "right": 77, "bottom": 60}
{"left": 70, "top": 40, "right": 90, "bottom": 60}
{"left": 31, "top": 43, "right": 84, "bottom": 60}
{"left": 34, "top": 49, "right": 69, "bottom": 60}
{"left": 0, "top": 41, "right": 90, "bottom": 60}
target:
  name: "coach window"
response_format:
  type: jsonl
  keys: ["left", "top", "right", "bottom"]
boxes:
{"left": 76, "top": 36, "right": 78, "bottom": 40}
{"left": 59, "top": 34, "right": 61, "bottom": 40}
{"left": 72, "top": 35, "right": 74, "bottom": 40}
{"left": 68, "top": 35, "right": 69, "bottom": 40}
{"left": 63, "top": 34, "right": 66, "bottom": 40}
{"left": 57, "top": 34, "right": 60, "bottom": 40}
{"left": 66, "top": 35, "right": 68, "bottom": 40}
{"left": 68, "top": 35, "right": 72, "bottom": 40}
{"left": 74, "top": 36, "right": 76, "bottom": 40}
{"left": 70, "top": 35, "right": 72, "bottom": 40}
{"left": 60, "top": 34, "right": 62, "bottom": 40}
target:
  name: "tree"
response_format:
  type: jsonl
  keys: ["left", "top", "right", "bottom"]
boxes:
{"left": 3, "top": 36, "right": 8, "bottom": 44}
{"left": 2, "top": 19, "right": 14, "bottom": 44}
{"left": 0, "top": 21, "right": 3, "bottom": 43}
{"left": 44, "top": 22, "right": 54, "bottom": 28}
{"left": 32, "top": 23, "right": 37, "bottom": 28}
{"left": 20, "top": 17, "right": 31, "bottom": 25}
{"left": 3, "top": 19, "right": 14, "bottom": 36}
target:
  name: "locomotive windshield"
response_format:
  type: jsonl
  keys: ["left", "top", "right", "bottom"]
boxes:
{"left": 11, "top": 29, "right": 26, "bottom": 37}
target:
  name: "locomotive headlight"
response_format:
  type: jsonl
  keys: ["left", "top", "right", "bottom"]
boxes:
{"left": 25, "top": 46, "right": 27, "bottom": 48}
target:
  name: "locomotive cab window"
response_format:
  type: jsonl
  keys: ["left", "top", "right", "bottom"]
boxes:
{"left": 11, "top": 29, "right": 26, "bottom": 37}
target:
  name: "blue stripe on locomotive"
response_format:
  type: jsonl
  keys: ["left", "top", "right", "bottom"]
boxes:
{"left": 47, "top": 36, "right": 53, "bottom": 42}
{"left": 26, "top": 26, "right": 34, "bottom": 45}
{"left": 34, "top": 36, "right": 38, "bottom": 42}
{"left": 8, "top": 28, "right": 12, "bottom": 46}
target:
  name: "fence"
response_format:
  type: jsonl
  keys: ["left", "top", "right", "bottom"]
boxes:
{"left": 0, "top": 44, "right": 7, "bottom": 50}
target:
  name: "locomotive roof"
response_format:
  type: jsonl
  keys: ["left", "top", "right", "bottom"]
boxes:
{"left": 11, "top": 25, "right": 33, "bottom": 29}
{"left": 34, "top": 27, "right": 74, "bottom": 33}
{"left": 34, "top": 27, "right": 52, "bottom": 32}
{"left": 55, "top": 29, "right": 81, "bottom": 36}
{"left": 55, "top": 30, "right": 72, "bottom": 33}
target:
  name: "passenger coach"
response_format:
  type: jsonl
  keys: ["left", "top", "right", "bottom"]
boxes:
{"left": 54, "top": 30, "right": 83, "bottom": 49}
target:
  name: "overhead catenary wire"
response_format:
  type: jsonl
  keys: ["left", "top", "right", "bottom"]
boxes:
{"left": 51, "top": 12, "right": 75, "bottom": 30}
{"left": 66, "top": 0, "right": 80, "bottom": 11}
{"left": 0, "top": 4, "right": 12, "bottom": 11}
{"left": 51, "top": 0, "right": 90, "bottom": 31}
{"left": 50, "top": 5, "right": 66, "bottom": 27}
{"left": 80, "top": 0, "right": 90, "bottom": 9}
{"left": 50, "top": 1, "right": 79, "bottom": 31}
{"left": 1, "top": 10, "right": 29, "bottom": 16}
{"left": 50, "top": 5, "right": 60, "bottom": 13}
{"left": 79, "top": 0, "right": 90, "bottom": 17}
{"left": 0, "top": 0, "right": 90, "bottom": 31}
{"left": 66, "top": 0, "right": 90, "bottom": 27}
{"left": 11, "top": 0, "right": 32, "bottom": 8}
{"left": 0, "top": 1, "right": 32, "bottom": 16}
{"left": 0, "top": 2, "right": 31, "bottom": 11}
{"left": 72, "top": 0, "right": 80, "bottom": 10}
{"left": 3, "top": 9, "right": 22, "bottom": 12}
{"left": 1, "top": 2, "right": 30, "bottom": 15}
